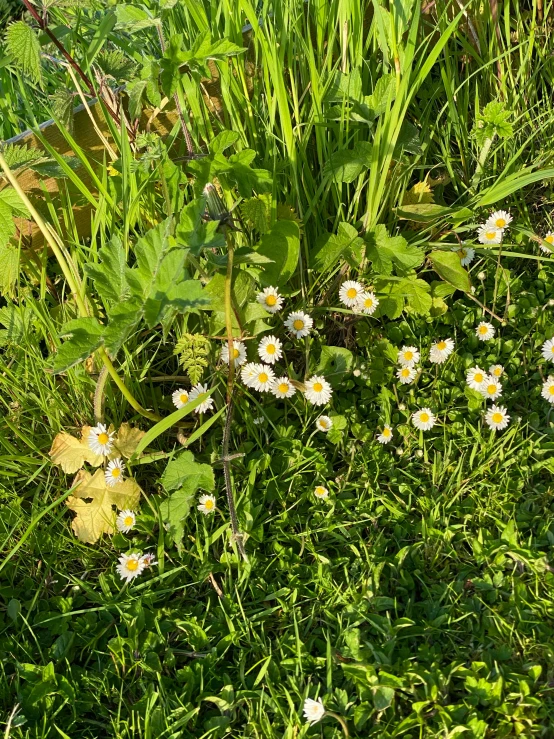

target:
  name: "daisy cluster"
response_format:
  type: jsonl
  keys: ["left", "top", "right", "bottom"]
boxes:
{"left": 88, "top": 423, "right": 126, "bottom": 488}
{"left": 477, "top": 209, "right": 512, "bottom": 246}
{"left": 338, "top": 280, "right": 379, "bottom": 315}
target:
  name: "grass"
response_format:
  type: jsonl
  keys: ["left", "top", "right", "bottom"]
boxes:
{"left": 2, "top": 0, "right": 554, "bottom": 736}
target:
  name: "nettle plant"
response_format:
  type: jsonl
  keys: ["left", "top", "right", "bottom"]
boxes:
{"left": 0, "top": 3, "right": 476, "bottom": 563}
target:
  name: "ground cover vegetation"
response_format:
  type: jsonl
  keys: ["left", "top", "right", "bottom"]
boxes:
{"left": 1, "top": 0, "right": 554, "bottom": 736}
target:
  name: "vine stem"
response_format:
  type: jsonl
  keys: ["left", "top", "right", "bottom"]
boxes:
{"left": 0, "top": 151, "right": 161, "bottom": 422}
{"left": 223, "top": 231, "right": 247, "bottom": 561}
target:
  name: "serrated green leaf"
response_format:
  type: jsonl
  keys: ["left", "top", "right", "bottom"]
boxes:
{"left": 241, "top": 196, "right": 270, "bottom": 234}
{"left": 127, "top": 79, "right": 148, "bottom": 120}
{"left": 0, "top": 199, "right": 16, "bottom": 249}
{"left": 255, "top": 220, "right": 300, "bottom": 286}
{"left": 365, "top": 225, "right": 424, "bottom": 276}
{"left": 209, "top": 130, "right": 239, "bottom": 154}
{"left": 50, "top": 88, "right": 74, "bottom": 134}
{"left": 0, "top": 187, "right": 30, "bottom": 219}
{"left": 161, "top": 450, "right": 215, "bottom": 493}
{"left": 114, "top": 4, "right": 159, "bottom": 32}
{"left": 5, "top": 22, "right": 42, "bottom": 84}
{"left": 85, "top": 236, "right": 130, "bottom": 304}
{"left": 0, "top": 245, "right": 19, "bottom": 297}
{"left": 53, "top": 318, "right": 103, "bottom": 373}
{"left": 324, "top": 141, "right": 372, "bottom": 184}
{"left": 311, "top": 222, "right": 363, "bottom": 272}
{"left": 429, "top": 250, "right": 471, "bottom": 292}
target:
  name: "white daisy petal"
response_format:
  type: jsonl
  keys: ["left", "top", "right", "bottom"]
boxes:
{"left": 303, "top": 697, "right": 325, "bottom": 724}
{"left": 412, "top": 408, "right": 436, "bottom": 431}
{"left": 476, "top": 321, "right": 495, "bottom": 341}
{"left": 489, "top": 364, "right": 504, "bottom": 378}
{"left": 189, "top": 383, "right": 215, "bottom": 413}
{"left": 257, "top": 286, "right": 284, "bottom": 313}
{"left": 479, "top": 375, "right": 503, "bottom": 401}
{"left": 377, "top": 425, "right": 393, "bottom": 444}
{"left": 316, "top": 415, "right": 333, "bottom": 432}
{"left": 304, "top": 376, "right": 333, "bottom": 406}
{"left": 466, "top": 367, "right": 486, "bottom": 391}
{"left": 339, "top": 280, "right": 365, "bottom": 308}
{"left": 356, "top": 291, "right": 379, "bottom": 315}
{"left": 453, "top": 245, "right": 475, "bottom": 266}
{"left": 540, "top": 232, "right": 554, "bottom": 254}
{"left": 285, "top": 311, "right": 313, "bottom": 339}
{"left": 88, "top": 423, "right": 115, "bottom": 456}
{"left": 313, "top": 486, "right": 329, "bottom": 500}
{"left": 172, "top": 388, "right": 191, "bottom": 409}
{"left": 485, "top": 404, "right": 510, "bottom": 431}
{"left": 398, "top": 346, "right": 420, "bottom": 367}
{"left": 270, "top": 377, "right": 296, "bottom": 398}
{"left": 198, "top": 494, "right": 216, "bottom": 515}
{"left": 477, "top": 225, "right": 503, "bottom": 245}
{"left": 105, "top": 458, "right": 125, "bottom": 487}
{"left": 116, "top": 509, "right": 136, "bottom": 533}
{"left": 116, "top": 552, "right": 145, "bottom": 582}
{"left": 429, "top": 337, "right": 455, "bottom": 364}
{"left": 541, "top": 376, "right": 554, "bottom": 404}
{"left": 396, "top": 366, "right": 417, "bottom": 385}
{"left": 221, "top": 340, "right": 247, "bottom": 367}
{"left": 258, "top": 335, "right": 283, "bottom": 364}
{"left": 541, "top": 338, "right": 554, "bottom": 362}
{"left": 485, "top": 210, "right": 512, "bottom": 230}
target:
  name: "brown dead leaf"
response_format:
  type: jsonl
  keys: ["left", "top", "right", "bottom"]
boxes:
{"left": 110, "top": 423, "right": 145, "bottom": 459}
{"left": 67, "top": 469, "right": 142, "bottom": 543}
{"left": 49, "top": 427, "right": 104, "bottom": 473}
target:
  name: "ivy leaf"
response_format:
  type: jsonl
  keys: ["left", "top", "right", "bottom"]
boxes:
{"left": 323, "top": 142, "right": 372, "bottom": 184}
{"left": 85, "top": 236, "right": 130, "bottom": 304}
{"left": 365, "top": 225, "right": 424, "bottom": 276}
{"left": 5, "top": 22, "right": 43, "bottom": 85}
{"left": 255, "top": 220, "right": 300, "bottom": 286}
{"left": 429, "top": 250, "right": 471, "bottom": 292}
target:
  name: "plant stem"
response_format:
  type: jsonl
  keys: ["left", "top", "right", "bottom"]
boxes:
{"left": 326, "top": 712, "right": 350, "bottom": 737}
{"left": 93, "top": 365, "right": 109, "bottom": 423}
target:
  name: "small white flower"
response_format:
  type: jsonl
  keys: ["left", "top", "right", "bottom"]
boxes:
{"left": 221, "top": 340, "right": 247, "bottom": 367}
{"left": 116, "top": 509, "right": 136, "bottom": 533}
{"left": 477, "top": 271, "right": 486, "bottom": 281}
{"left": 249, "top": 364, "right": 275, "bottom": 392}
{"left": 172, "top": 388, "right": 190, "bottom": 409}
{"left": 189, "top": 383, "right": 215, "bottom": 413}
{"left": 453, "top": 245, "right": 475, "bottom": 266}
{"left": 304, "top": 375, "right": 333, "bottom": 406}
{"left": 356, "top": 291, "right": 379, "bottom": 315}
{"left": 485, "top": 404, "right": 510, "bottom": 431}
{"left": 285, "top": 311, "right": 313, "bottom": 339}
{"left": 485, "top": 210, "right": 512, "bottom": 230}
{"left": 476, "top": 321, "right": 495, "bottom": 341}
{"left": 466, "top": 367, "right": 486, "bottom": 390}
{"left": 542, "top": 376, "right": 554, "bottom": 404}
{"left": 105, "top": 458, "right": 125, "bottom": 487}
{"left": 241, "top": 362, "right": 259, "bottom": 386}
{"left": 303, "top": 697, "right": 325, "bottom": 724}
{"left": 271, "top": 377, "right": 296, "bottom": 398}
{"left": 313, "top": 486, "right": 329, "bottom": 500}
{"left": 477, "top": 225, "right": 503, "bottom": 245}
{"left": 377, "top": 425, "right": 393, "bottom": 444}
{"left": 141, "top": 552, "right": 157, "bottom": 568}
{"left": 88, "top": 423, "right": 115, "bottom": 456}
{"left": 316, "top": 416, "right": 333, "bottom": 432}
{"left": 540, "top": 232, "right": 554, "bottom": 254}
{"left": 339, "top": 280, "right": 365, "bottom": 308}
{"left": 398, "top": 346, "right": 420, "bottom": 367}
{"left": 541, "top": 338, "right": 554, "bottom": 362}
{"left": 429, "top": 338, "right": 455, "bottom": 364}
{"left": 396, "top": 366, "right": 416, "bottom": 385}
{"left": 412, "top": 408, "right": 436, "bottom": 431}
{"left": 198, "top": 494, "right": 216, "bottom": 515}
{"left": 257, "top": 286, "right": 283, "bottom": 313}
{"left": 489, "top": 364, "right": 504, "bottom": 378}
{"left": 258, "top": 335, "right": 282, "bottom": 364}
{"left": 116, "top": 552, "right": 145, "bottom": 583}
{"left": 479, "top": 375, "right": 503, "bottom": 401}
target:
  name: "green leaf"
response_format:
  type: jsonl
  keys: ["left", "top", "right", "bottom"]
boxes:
{"left": 53, "top": 318, "right": 103, "bottom": 373}
{"left": 0, "top": 303, "right": 30, "bottom": 344}
{"left": 50, "top": 88, "right": 75, "bottom": 134}
{"left": 255, "top": 220, "right": 300, "bottom": 286}
{"left": 365, "top": 225, "right": 424, "bottom": 276}
{"left": 114, "top": 4, "right": 159, "bottom": 32}
{"left": 209, "top": 130, "right": 240, "bottom": 154}
{"left": 374, "top": 685, "right": 395, "bottom": 711}
{"left": 397, "top": 203, "right": 452, "bottom": 222}
{"left": 0, "top": 246, "right": 19, "bottom": 297}
{"left": 311, "top": 222, "right": 363, "bottom": 272}
{"left": 0, "top": 199, "right": 16, "bottom": 250}
{"left": 241, "top": 196, "right": 270, "bottom": 234}
{"left": 324, "top": 142, "right": 372, "bottom": 184}
{"left": 0, "top": 187, "right": 31, "bottom": 219}
{"left": 127, "top": 79, "right": 148, "bottom": 120}
{"left": 429, "top": 250, "right": 471, "bottom": 292}
{"left": 5, "top": 21, "right": 42, "bottom": 85}
{"left": 85, "top": 236, "right": 130, "bottom": 304}
{"left": 177, "top": 198, "right": 226, "bottom": 255}
{"left": 316, "top": 346, "right": 353, "bottom": 386}
{"left": 324, "top": 67, "right": 363, "bottom": 102}
{"left": 398, "top": 277, "right": 432, "bottom": 315}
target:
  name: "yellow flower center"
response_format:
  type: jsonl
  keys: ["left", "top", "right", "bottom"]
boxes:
{"left": 549, "top": 386, "right": 554, "bottom": 396}
{"left": 111, "top": 468, "right": 121, "bottom": 478}
{"left": 233, "top": 348, "right": 240, "bottom": 358}
{"left": 293, "top": 319, "right": 304, "bottom": 330}
{"left": 180, "top": 393, "right": 189, "bottom": 404}
{"left": 127, "top": 558, "right": 139, "bottom": 572}
{"left": 487, "top": 384, "right": 496, "bottom": 394}
{"left": 98, "top": 432, "right": 109, "bottom": 445}
{"left": 486, "top": 231, "right": 496, "bottom": 240}
{"left": 437, "top": 341, "right": 447, "bottom": 351}
{"left": 495, "top": 218, "right": 506, "bottom": 228}
{"left": 364, "top": 298, "right": 373, "bottom": 308}
{"left": 492, "top": 368, "right": 501, "bottom": 376}
{"left": 401, "top": 369, "right": 410, "bottom": 377}
{"left": 479, "top": 326, "right": 488, "bottom": 334}
{"left": 420, "top": 412, "right": 429, "bottom": 423}
{"left": 279, "top": 383, "right": 289, "bottom": 393}
{"left": 124, "top": 515, "right": 133, "bottom": 526}
{"left": 547, "top": 235, "right": 554, "bottom": 245}
{"left": 347, "top": 287, "right": 358, "bottom": 299}
{"left": 259, "top": 373, "right": 268, "bottom": 383}
{"left": 404, "top": 351, "right": 413, "bottom": 361}
{"left": 205, "top": 499, "right": 214, "bottom": 510}
{"left": 492, "top": 412, "right": 503, "bottom": 424}
{"left": 383, "top": 428, "right": 391, "bottom": 437}
{"left": 266, "top": 295, "right": 277, "bottom": 306}
{"left": 313, "top": 382, "right": 323, "bottom": 392}
{"left": 550, "top": 347, "right": 554, "bottom": 354}
{"left": 266, "top": 344, "right": 276, "bottom": 354}
{"left": 315, "top": 487, "right": 326, "bottom": 496}
{"left": 474, "top": 372, "right": 484, "bottom": 383}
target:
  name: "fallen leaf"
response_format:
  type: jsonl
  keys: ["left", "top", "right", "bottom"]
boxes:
{"left": 67, "top": 468, "right": 141, "bottom": 543}
{"left": 111, "top": 422, "right": 145, "bottom": 459}
{"left": 49, "top": 427, "right": 104, "bottom": 473}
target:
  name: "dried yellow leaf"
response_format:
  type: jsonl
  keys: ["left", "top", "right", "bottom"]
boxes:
{"left": 110, "top": 422, "right": 146, "bottom": 459}
{"left": 402, "top": 180, "right": 434, "bottom": 206}
{"left": 67, "top": 468, "right": 141, "bottom": 543}
{"left": 49, "top": 427, "right": 104, "bottom": 473}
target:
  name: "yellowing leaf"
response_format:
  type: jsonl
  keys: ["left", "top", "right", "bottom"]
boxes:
{"left": 67, "top": 469, "right": 141, "bottom": 543}
{"left": 111, "top": 423, "right": 145, "bottom": 459}
{"left": 49, "top": 427, "right": 104, "bottom": 473}
{"left": 402, "top": 180, "right": 434, "bottom": 206}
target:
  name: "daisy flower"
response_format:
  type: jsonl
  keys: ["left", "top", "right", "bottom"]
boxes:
{"left": 541, "top": 338, "right": 554, "bottom": 362}
{"left": 377, "top": 425, "right": 393, "bottom": 444}
{"left": 429, "top": 338, "right": 455, "bottom": 364}
{"left": 339, "top": 280, "right": 365, "bottom": 308}
{"left": 477, "top": 225, "right": 503, "bottom": 245}
{"left": 249, "top": 364, "right": 275, "bottom": 392}
{"left": 241, "top": 362, "right": 259, "bottom": 386}
{"left": 172, "top": 388, "right": 190, "bottom": 409}
{"left": 198, "top": 494, "right": 216, "bottom": 515}
{"left": 489, "top": 364, "right": 504, "bottom": 378}
{"left": 285, "top": 311, "right": 313, "bottom": 339}
{"left": 540, "top": 232, "right": 554, "bottom": 254}
{"left": 356, "top": 291, "right": 379, "bottom": 315}
{"left": 258, "top": 335, "right": 282, "bottom": 364}
{"left": 303, "top": 697, "right": 325, "bottom": 724}
{"left": 412, "top": 408, "right": 436, "bottom": 431}
{"left": 396, "top": 366, "right": 417, "bottom": 385}
{"left": 314, "top": 485, "right": 329, "bottom": 500}
{"left": 304, "top": 376, "right": 333, "bottom": 406}
{"left": 189, "top": 383, "right": 215, "bottom": 413}
{"left": 485, "top": 210, "right": 512, "bottom": 230}
{"left": 542, "top": 377, "right": 554, "bottom": 403}
{"left": 466, "top": 367, "right": 486, "bottom": 390}
{"left": 105, "top": 458, "right": 125, "bottom": 487}
{"left": 116, "top": 510, "right": 136, "bottom": 533}
{"left": 398, "top": 346, "right": 420, "bottom": 367}
{"left": 221, "top": 341, "right": 247, "bottom": 367}
{"left": 257, "top": 286, "right": 283, "bottom": 313}
{"left": 88, "top": 423, "right": 115, "bottom": 456}
{"left": 271, "top": 377, "right": 296, "bottom": 398}
{"left": 476, "top": 321, "right": 495, "bottom": 341}
{"left": 485, "top": 405, "right": 510, "bottom": 431}
{"left": 141, "top": 552, "right": 157, "bottom": 568}
{"left": 480, "top": 375, "right": 503, "bottom": 401}
{"left": 116, "top": 552, "right": 145, "bottom": 583}
{"left": 453, "top": 245, "right": 475, "bottom": 266}
{"left": 315, "top": 416, "right": 333, "bottom": 432}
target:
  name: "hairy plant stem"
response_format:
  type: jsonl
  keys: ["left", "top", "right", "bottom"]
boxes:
{"left": 222, "top": 231, "right": 247, "bottom": 561}
{"left": 93, "top": 365, "right": 109, "bottom": 423}
{"left": 0, "top": 151, "right": 161, "bottom": 422}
